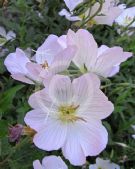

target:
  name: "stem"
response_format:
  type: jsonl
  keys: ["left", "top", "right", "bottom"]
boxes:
{"left": 79, "top": 0, "right": 103, "bottom": 28}
{"left": 120, "top": 17, "right": 135, "bottom": 35}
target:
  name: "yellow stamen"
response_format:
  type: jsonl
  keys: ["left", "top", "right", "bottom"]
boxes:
{"left": 41, "top": 60, "right": 49, "bottom": 69}
{"left": 59, "top": 105, "right": 86, "bottom": 122}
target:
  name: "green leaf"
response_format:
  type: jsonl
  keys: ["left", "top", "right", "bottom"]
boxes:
{"left": 0, "top": 59, "right": 6, "bottom": 73}
{"left": 0, "top": 120, "right": 8, "bottom": 138}
{"left": 0, "top": 85, "right": 25, "bottom": 112}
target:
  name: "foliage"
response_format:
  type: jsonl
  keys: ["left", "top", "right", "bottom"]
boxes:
{"left": 0, "top": 0, "right": 135, "bottom": 168}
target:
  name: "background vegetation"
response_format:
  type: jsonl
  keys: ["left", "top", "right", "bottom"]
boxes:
{"left": 0, "top": 0, "right": 135, "bottom": 168}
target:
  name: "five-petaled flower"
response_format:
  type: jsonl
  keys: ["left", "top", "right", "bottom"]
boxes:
{"left": 24, "top": 73, "right": 114, "bottom": 166}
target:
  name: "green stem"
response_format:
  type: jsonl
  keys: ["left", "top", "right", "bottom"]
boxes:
{"left": 79, "top": 0, "right": 103, "bottom": 28}
{"left": 120, "top": 17, "right": 135, "bottom": 35}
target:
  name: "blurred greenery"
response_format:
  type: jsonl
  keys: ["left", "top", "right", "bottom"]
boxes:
{"left": 0, "top": 0, "right": 135, "bottom": 168}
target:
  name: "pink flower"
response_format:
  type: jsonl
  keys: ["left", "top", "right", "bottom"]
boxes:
{"left": 4, "top": 48, "right": 45, "bottom": 84}
{"left": 33, "top": 155, "right": 67, "bottom": 169}
{"left": 24, "top": 73, "right": 114, "bottom": 166}
{"left": 89, "top": 0, "right": 124, "bottom": 26}
{"left": 4, "top": 35, "right": 76, "bottom": 85}
{"left": 67, "top": 29, "right": 132, "bottom": 78}
{"left": 115, "top": 7, "right": 135, "bottom": 27}
{"left": 89, "top": 157, "right": 120, "bottom": 169}
{"left": 59, "top": 0, "right": 124, "bottom": 26}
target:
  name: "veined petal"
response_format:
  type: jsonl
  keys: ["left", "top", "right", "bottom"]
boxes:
{"left": 57, "top": 35, "right": 67, "bottom": 48}
{"left": 67, "top": 29, "right": 98, "bottom": 71}
{"left": 42, "top": 156, "right": 68, "bottom": 169}
{"left": 78, "top": 89, "right": 114, "bottom": 120}
{"left": 26, "top": 62, "right": 43, "bottom": 83}
{"left": 24, "top": 109, "right": 48, "bottom": 131}
{"left": 4, "top": 48, "right": 30, "bottom": 74}
{"left": 33, "top": 119, "right": 67, "bottom": 151}
{"left": 28, "top": 89, "right": 53, "bottom": 110}
{"left": 74, "top": 120, "right": 108, "bottom": 157}
{"left": 94, "top": 7, "right": 122, "bottom": 26}
{"left": 95, "top": 47, "right": 132, "bottom": 77}
{"left": 49, "top": 75, "right": 73, "bottom": 105}
{"left": 72, "top": 73, "right": 100, "bottom": 105}
{"left": 35, "top": 35, "right": 64, "bottom": 65}
{"left": 62, "top": 123, "right": 86, "bottom": 166}
{"left": 11, "top": 73, "right": 34, "bottom": 84}
{"left": 50, "top": 46, "right": 76, "bottom": 74}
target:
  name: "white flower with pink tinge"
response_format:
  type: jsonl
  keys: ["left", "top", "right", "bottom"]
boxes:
{"left": 0, "top": 26, "right": 16, "bottom": 46}
{"left": 24, "top": 73, "right": 114, "bottom": 166}
{"left": 132, "top": 125, "right": 135, "bottom": 139}
{"left": 4, "top": 35, "right": 76, "bottom": 85}
{"left": 59, "top": 0, "right": 124, "bottom": 26}
{"left": 89, "top": 157, "right": 120, "bottom": 169}
{"left": 115, "top": 7, "right": 135, "bottom": 27}
{"left": 33, "top": 155, "right": 68, "bottom": 169}
{"left": 67, "top": 29, "right": 132, "bottom": 78}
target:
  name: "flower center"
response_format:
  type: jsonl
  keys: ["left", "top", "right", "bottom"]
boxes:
{"left": 59, "top": 105, "right": 84, "bottom": 122}
{"left": 80, "top": 64, "right": 88, "bottom": 73}
{"left": 41, "top": 60, "right": 49, "bottom": 69}
{"left": 124, "top": 16, "right": 133, "bottom": 25}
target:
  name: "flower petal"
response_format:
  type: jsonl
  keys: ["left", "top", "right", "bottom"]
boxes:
{"left": 63, "top": 0, "right": 83, "bottom": 11}
{"left": 35, "top": 35, "right": 64, "bottom": 65}
{"left": 28, "top": 89, "right": 53, "bottom": 110}
{"left": 0, "top": 26, "right": 6, "bottom": 37}
{"left": 6, "top": 31, "right": 16, "bottom": 41}
{"left": 78, "top": 89, "right": 114, "bottom": 120}
{"left": 49, "top": 75, "right": 73, "bottom": 105}
{"left": 42, "top": 156, "right": 68, "bottom": 169}
{"left": 33, "top": 160, "right": 43, "bottom": 169}
{"left": 59, "top": 9, "right": 81, "bottom": 21}
{"left": 50, "top": 46, "right": 76, "bottom": 74}
{"left": 26, "top": 62, "right": 43, "bottom": 83}
{"left": 4, "top": 48, "right": 30, "bottom": 74}
{"left": 67, "top": 29, "right": 98, "bottom": 71}
{"left": 24, "top": 109, "right": 48, "bottom": 131}
{"left": 78, "top": 120, "right": 108, "bottom": 157}
{"left": 11, "top": 73, "right": 34, "bottom": 84}
{"left": 62, "top": 123, "right": 86, "bottom": 166}
{"left": 33, "top": 119, "right": 67, "bottom": 151}
{"left": 72, "top": 73, "right": 100, "bottom": 105}
{"left": 95, "top": 47, "right": 132, "bottom": 77}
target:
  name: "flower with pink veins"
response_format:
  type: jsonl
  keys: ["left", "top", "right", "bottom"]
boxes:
{"left": 24, "top": 73, "right": 114, "bottom": 166}
{"left": 33, "top": 155, "right": 68, "bottom": 169}
{"left": 67, "top": 29, "right": 132, "bottom": 78}
{"left": 4, "top": 35, "right": 76, "bottom": 85}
